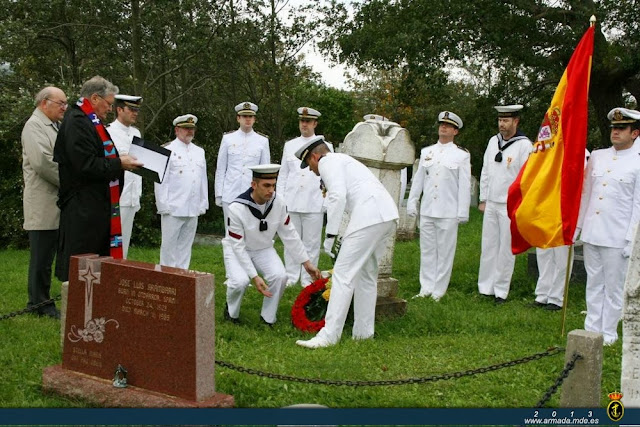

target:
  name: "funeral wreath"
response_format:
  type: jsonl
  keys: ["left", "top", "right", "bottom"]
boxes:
{"left": 291, "top": 275, "right": 332, "bottom": 332}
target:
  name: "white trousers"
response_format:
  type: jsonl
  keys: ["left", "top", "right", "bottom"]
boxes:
{"left": 583, "top": 243, "right": 627, "bottom": 343}
{"left": 222, "top": 241, "right": 287, "bottom": 323}
{"left": 477, "top": 201, "right": 515, "bottom": 299}
{"left": 418, "top": 216, "right": 458, "bottom": 298}
{"left": 535, "top": 246, "right": 572, "bottom": 306}
{"left": 314, "top": 221, "right": 396, "bottom": 344}
{"left": 120, "top": 205, "right": 140, "bottom": 259}
{"left": 159, "top": 214, "right": 198, "bottom": 269}
{"left": 222, "top": 202, "right": 230, "bottom": 230}
{"left": 284, "top": 212, "right": 323, "bottom": 286}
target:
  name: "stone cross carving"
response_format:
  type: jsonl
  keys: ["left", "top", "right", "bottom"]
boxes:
{"left": 338, "top": 115, "right": 415, "bottom": 317}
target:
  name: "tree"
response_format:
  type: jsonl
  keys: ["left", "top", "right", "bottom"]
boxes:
{"left": 0, "top": 0, "right": 358, "bottom": 247}
{"left": 325, "top": 0, "right": 640, "bottom": 146}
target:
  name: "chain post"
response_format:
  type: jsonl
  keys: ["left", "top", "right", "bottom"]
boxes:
{"left": 536, "top": 352, "right": 583, "bottom": 408}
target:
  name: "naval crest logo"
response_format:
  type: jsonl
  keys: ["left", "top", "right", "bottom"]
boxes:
{"left": 613, "top": 110, "right": 624, "bottom": 121}
{"left": 607, "top": 391, "right": 624, "bottom": 422}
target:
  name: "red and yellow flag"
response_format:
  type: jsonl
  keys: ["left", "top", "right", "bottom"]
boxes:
{"left": 507, "top": 24, "right": 594, "bottom": 255}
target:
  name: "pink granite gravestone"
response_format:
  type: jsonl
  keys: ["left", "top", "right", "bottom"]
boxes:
{"left": 42, "top": 254, "right": 233, "bottom": 407}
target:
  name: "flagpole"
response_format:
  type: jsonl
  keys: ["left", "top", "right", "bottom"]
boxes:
{"left": 560, "top": 245, "right": 574, "bottom": 337}
{"left": 590, "top": 15, "right": 596, "bottom": 28}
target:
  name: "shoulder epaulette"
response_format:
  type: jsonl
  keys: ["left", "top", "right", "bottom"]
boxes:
{"left": 257, "top": 131, "right": 269, "bottom": 139}
{"left": 161, "top": 142, "right": 171, "bottom": 148}
{"left": 456, "top": 145, "right": 469, "bottom": 153}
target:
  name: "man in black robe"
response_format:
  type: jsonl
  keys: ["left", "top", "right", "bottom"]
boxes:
{"left": 54, "top": 76, "right": 141, "bottom": 281}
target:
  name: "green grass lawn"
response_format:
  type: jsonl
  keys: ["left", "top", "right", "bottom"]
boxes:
{"left": 0, "top": 210, "right": 622, "bottom": 408}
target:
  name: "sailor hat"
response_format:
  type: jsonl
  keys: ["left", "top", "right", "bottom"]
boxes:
{"left": 438, "top": 111, "right": 463, "bottom": 129}
{"left": 363, "top": 114, "right": 389, "bottom": 121}
{"left": 298, "top": 107, "right": 321, "bottom": 120}
{"left": 494, "top": 104, "right": 523, "bottom": 118}
{"left": 235, "top": 101, "right": 258, "bottom": 116}
{"left": 115, "top": 94, "right": 142, "bottom": 110}
{"left": 248, "top": 164, "right": 281, "bottom": 179}
{"left": 295, "top": 135, "right": 326, "bottom": 169}
{"left": 173, "top": 114, "right": 198, "bottom": 128}
{"left": 607, "top": 107, "right": 640, "bottom": 128}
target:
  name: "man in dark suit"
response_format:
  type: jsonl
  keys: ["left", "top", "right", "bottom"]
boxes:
{"left": 54, "top": 76, "right": 141, "bottom": 281}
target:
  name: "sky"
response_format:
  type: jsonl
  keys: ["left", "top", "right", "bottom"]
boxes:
{"left": 286, "top": 0, "right": 360, "bottom": 91}
{"left": 299, "top": 45, "right": 352, "bottom": 90}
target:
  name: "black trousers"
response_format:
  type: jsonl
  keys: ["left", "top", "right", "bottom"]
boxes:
{"left": 27, "top": 230, "right": 58, "bottom": 314}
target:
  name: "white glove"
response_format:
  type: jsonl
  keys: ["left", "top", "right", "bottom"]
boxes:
{"left": 407, "top": 207, "right": 417, "bottom": 217}
{"left": 572, "top": 227, "right": 581, "bottom": 243}
{"left": 457, "top": 217, "right": 468, "bottom": 224}
{"left": 323, "top": 237, "right": 336, "bottom": 258}
{"left": 623, "top": 241, "right": 632, "bottom": 258}
{"left": 215, "top": 197, "right": 222, "bottom": 207}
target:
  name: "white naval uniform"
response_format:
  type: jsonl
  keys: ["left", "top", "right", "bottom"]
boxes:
{"left": 478, "top": 132, "right": 532, "bottom": 299}
{"left": 222, "top": 191, "right": 308, "bottom": 323}
{"left": 534, "top": 149, "right": 589, "bottom": 307}
{"left": 577, "top": 145, "right": 640, "bottom": 343}
{"left": 107, "top": 120, "right": 142, "bottom": 259}
{"left": 154, "top": 138, "right": 209, "bottom": 269}
{"left": 312, "top": 153, "right": 398, "bottom": 344}
{"left": 214, "top": 129, "right": 270, "bottom": 224}
{"left": 407, "top": 141, "right": 471, "bottom": 300}
{"left": 277, "top": 135, "right": 334, "bottom": 287}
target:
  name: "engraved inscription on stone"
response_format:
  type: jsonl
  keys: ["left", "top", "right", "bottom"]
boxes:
{"left": 117, "top": 279, "right": 177, "bottom": 321}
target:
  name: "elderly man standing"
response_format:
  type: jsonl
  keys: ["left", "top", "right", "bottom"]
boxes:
{"left": 277, "top": 107, "right": 333, "bottom": 287}
{"left": 107, "top": 94, "right": 143, "bottom": 259}
{"left": 215, "top": 102, "right": 270, "bottom": 226}
{"left": 54, "top": 76, "right": 142, "bottom": 282}
{"left": 477, "top": 105, "right": 532, "bottom": 304}
{"left": 21, "top": 86, "right": 67, "bottom": 318}
{"left": 155, "top": 114, "right": 208, "bottom": 269}
{"left": 575, "top": 108, "right": 640, "bottom": 346}
{"left": 407, "top": 111, "right": 470, "bottom": 302}
{"left": 223, "top": 164, "right": 321, "bottom": 326}
{"left": 295, "top": 136, "right": 399, "bottom": 349}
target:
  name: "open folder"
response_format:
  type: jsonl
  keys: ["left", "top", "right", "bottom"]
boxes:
{"left": 128, "top": 136, "right": 171, "bottom": 183}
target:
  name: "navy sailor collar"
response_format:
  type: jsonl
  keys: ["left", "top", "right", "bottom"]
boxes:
{"left": 231, "top": 187, "right": 276, "bottom": 231}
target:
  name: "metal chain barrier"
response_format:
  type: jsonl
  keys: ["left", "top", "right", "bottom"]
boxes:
{"left": 536, "top": 352, "right": 583, "bottom": 408}
{"left": 0, "top": 295, "right": 61, "bottom": 320}
{"left": 2, "top": 300, "right": 574, "bottom": 405}
{"left": 216, "top": 346, "right": 564, "bottom": 387}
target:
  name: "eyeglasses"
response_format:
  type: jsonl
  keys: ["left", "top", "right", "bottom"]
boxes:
{"left": 97, "top": 95, "right": 114, "bottom": 108}
{"left": 46, "top": 98, "right": 68, "bottom": 108}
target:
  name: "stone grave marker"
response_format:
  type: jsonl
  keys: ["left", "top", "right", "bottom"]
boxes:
{"left": 622, "top": 229, "right": 640, "bottom": 407}
{"left": 42, "top": 254, "right": 233, "bottom": 407}
{"left": 340, "top": 115, "right": 415, "bottom": 317}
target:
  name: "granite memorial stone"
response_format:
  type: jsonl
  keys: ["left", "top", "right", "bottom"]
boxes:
{"left": 43, "top": 254, "right": 233, "bottom": 407}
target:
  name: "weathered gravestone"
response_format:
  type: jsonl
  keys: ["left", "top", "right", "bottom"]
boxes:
{"left": 340, "top": 115, "right": 415, "bottom": 317}
{"left": 396, "top": 159, "right": 419, "bottom": 241}
{"left": 42, "top": 254, "right": 234, "bottom": 407}
{"left": 622, "top": 229, "right": 640, "bottom": 407}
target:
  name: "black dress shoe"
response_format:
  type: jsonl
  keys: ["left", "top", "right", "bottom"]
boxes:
{"left": 223, "top": 304, "right": 240, "bottom": 324}
{"left": 494, "top": 297, "right": 507, "bottom": 305}
{"left": 37, "top": 308, "right": 60, "bottom": 319}
{"left": 260, "top": 316, "right": 274, "bottom": 328}
{"left": 527, "top": 301, "right": 546, "bottom": 308}
{"left": 545, "top": 303, "right": 562, "bottom": 311}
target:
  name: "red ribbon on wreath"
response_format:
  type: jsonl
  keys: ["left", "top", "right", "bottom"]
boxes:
{"left": 291, "top": 277, "right": 329, "bottom": 332}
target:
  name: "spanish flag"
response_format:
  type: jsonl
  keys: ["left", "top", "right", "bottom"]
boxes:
{"left": 507, "top": 23, "right": 595, "bottom": 255}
